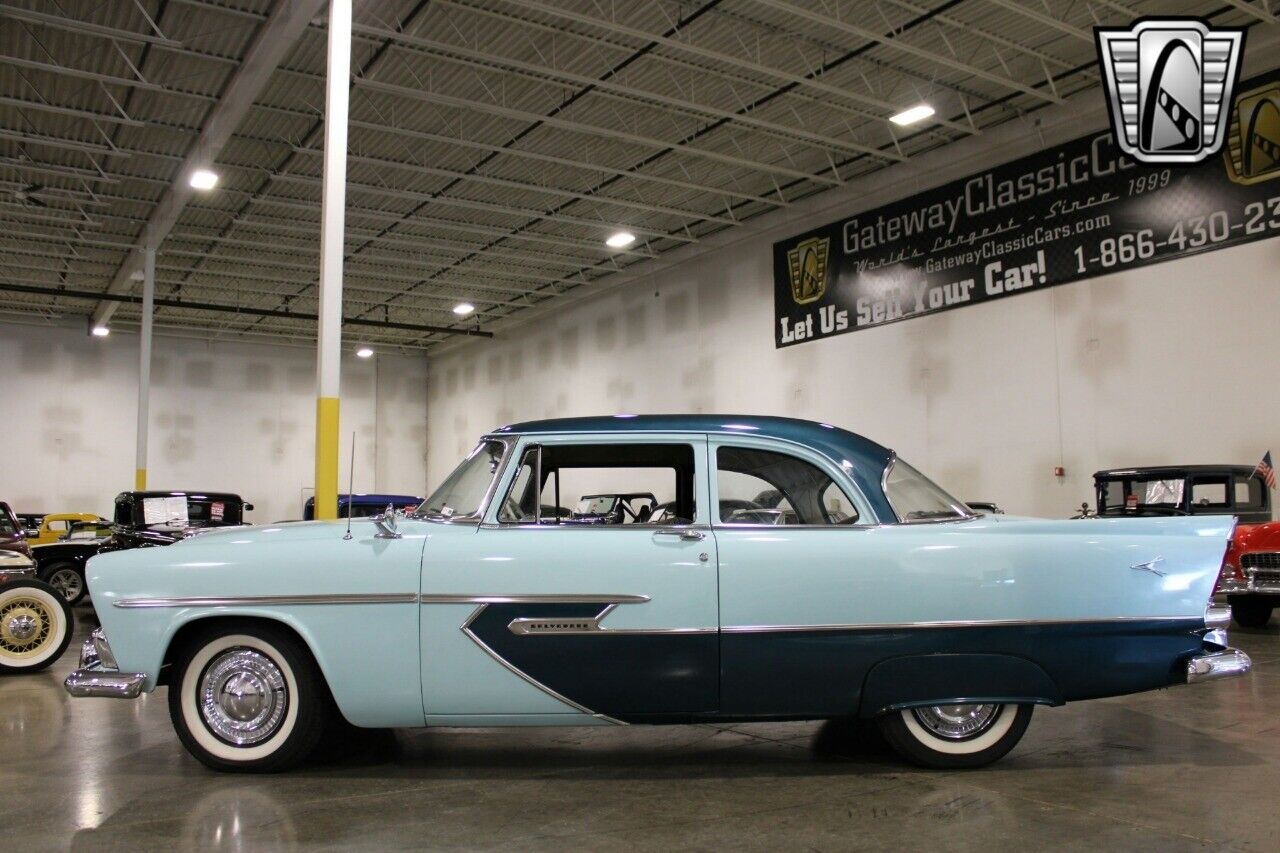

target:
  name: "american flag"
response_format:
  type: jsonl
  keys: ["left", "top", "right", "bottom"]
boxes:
{"left": 1257, "top": 451, "right": 1277, "bottom": 490}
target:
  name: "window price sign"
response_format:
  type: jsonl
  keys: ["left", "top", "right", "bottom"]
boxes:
{"left": 773, "top": 68, "right": 1280, "bottom": 348}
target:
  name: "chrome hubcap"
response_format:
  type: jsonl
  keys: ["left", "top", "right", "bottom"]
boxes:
{"left": 7, "top": 614, "right": 36, "bottom": 642}
{"left": 199, "top": 649, "right": 288, "bottom": 746}
{"left": 48, "top": 570, "right": 82, "bottom": 602}
{"left": 912, "top": 703, "right": 1000, "bottom": 739}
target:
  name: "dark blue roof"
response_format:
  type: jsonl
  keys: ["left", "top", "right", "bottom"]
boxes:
{"left": 495, "top": 415, "right": 895, "bottom": 521}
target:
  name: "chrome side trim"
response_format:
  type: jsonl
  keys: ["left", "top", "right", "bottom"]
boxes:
{"left": 507, "top": 602, "right": 716, "bottom": 636}
{"left": 720, "top": 615, "right": 1201, "bottom": 633}
{"left": 114, "top": 593, "right": 420, "bottom": 609}
{"left": 419, "top": 593, "right": 650, "bottom": 605}
{"left": 455, "top": 603, "right": 626, "bottom": 725}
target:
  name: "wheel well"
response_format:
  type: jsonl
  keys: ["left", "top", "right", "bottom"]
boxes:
{"left": 159, "top": 615, "right": 315, "bottom": 687}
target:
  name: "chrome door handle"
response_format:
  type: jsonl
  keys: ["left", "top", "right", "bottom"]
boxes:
{"left": 653, "top": 529, "right": 705, "bottom": 542}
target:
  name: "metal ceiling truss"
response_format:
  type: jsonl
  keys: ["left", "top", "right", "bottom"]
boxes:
{"left": 0, "top": 0, "right": 1254, "bottom": 347}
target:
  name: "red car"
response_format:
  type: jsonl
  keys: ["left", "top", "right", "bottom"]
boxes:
{"left": 1218, "top": 521, "right": 1280, "bottom": 628}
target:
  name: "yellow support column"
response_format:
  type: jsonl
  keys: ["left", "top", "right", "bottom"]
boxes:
{"left": 313, "top": 0, "right": 350, "bottom": 521}
{"left": 135, "top": 469, "right": 147, "bottom": 490}
{"left": 314, "top": 397, "right": 341, "bottom": 520}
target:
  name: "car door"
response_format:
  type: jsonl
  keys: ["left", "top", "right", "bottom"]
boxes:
{"left": 709, "top": 435, "right": 881, "bottom": 719}
{"left": 419, "top": 433, "right": 718, "bottom": 723}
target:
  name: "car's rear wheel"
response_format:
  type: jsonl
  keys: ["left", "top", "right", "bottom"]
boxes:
{"left": 168, "top": 624, "right": 330, "bottom": 772}
{"left": 0, "top": 580, "right": 73, "bottom": 673}
{"left": 39, "top": 563, "right": 86, "bottom": 606}
{"left": 1228, "top": 596, "right": 1273, "bottom": 628}
{"left": 877, "top": 702, "right": 1032, "bottom": 769}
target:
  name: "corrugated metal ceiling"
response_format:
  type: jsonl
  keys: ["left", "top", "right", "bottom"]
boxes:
{"left": 0, "top": 0, "right": 1269, "bottom": 351}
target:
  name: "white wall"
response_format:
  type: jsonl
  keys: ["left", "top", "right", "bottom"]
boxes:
{"left": 0, "top": 322, "right": 429, "bottom": 523}
{"left": 424, "top": 42, "right": 1280, "bottom": 520}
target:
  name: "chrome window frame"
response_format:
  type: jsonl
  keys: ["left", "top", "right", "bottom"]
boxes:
{"left": 484, "top": 433, "right": 709, "bottom": 530}
{"left": 414, "top": 436, "right": 514, "bottom": 525}
{"left": 881, "top": 452, "right": 977, "bottom": 525}
{"left": 708, "top": 435, "right": 879, "bottom": 530}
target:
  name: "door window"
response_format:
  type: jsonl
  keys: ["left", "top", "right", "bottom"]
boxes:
{"left": 1234, "top": 476, "right": 1265, "bottom": 510}
{"left": 498, "top": 442, "right": 696, "bottom": 525}
{"left": 1190, "top": 477, "right": 1229, "bottom": 509}
{"left": 715, "top": 445, "right": 859, "bottom": 525}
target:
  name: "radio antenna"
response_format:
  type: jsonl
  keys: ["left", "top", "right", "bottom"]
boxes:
{"left": 343, "top": 431, "right": 356, "bottom": 540}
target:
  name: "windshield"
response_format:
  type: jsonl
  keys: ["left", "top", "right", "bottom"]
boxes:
{"left": 419, "top": 439, "right": 508, "bottom": 520}
{"left": 884, "top": 457, "right": 973, "bottom": 523}
{"left": 1099, "top": 478, "right": 1183, "bottom": 511}
{"left": 575, "top": 496, "right": 619, "bottom": 515}
{"left": 0, "top": 507, "right": 16, "bottom": 536}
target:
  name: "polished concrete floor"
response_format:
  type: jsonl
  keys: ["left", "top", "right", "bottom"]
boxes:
{"left": 2, "top": 611, "right": 1277, "bottom": 851}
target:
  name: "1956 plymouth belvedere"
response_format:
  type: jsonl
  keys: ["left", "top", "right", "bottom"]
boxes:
{"left": 65, "top": 416, "right": 1250, "bottom": 772}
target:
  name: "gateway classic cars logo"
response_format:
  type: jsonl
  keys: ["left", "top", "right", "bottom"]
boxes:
{"left": 785, "top": 236, "right": 830, "bottom": 305}
{"left": 1224, "top": 82, "right": 1280, "bottom": 184}
{"left": 1095, "top": 18, "right": 1245, "bottom": 165}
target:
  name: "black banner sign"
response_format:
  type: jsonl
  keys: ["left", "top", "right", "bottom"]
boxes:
{"left": 773, "top": 68, "right": 1280, "bottom": 348}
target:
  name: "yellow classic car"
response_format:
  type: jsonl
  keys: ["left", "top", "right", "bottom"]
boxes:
{"left": 26, "top": 513, "right": 106, "bottom": 547}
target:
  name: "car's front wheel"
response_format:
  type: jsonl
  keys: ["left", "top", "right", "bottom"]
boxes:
{"left": 1228, "top": 596, "right": 1273, "bottom": 629}
{"left": 168, "top": 623, "right": 331, "bottom": 772}
{"left": 0, "top": 580, "right": 73, "bottom": 673}
{"left": 39, "top": 563, "right": 86, "bottom": 606}
{"left": 877, "top": 702, "right": 1032, "bottom": 769}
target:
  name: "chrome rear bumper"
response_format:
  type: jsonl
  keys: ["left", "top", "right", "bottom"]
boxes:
{"left": 1186, "top": 648, "right": 1252, "bottom": 684}
{"left": 63, "top": 628, "right": 146, "bottom": 699}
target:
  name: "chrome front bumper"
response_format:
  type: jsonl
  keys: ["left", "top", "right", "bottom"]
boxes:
{"left": 64, "top": 628, "right": 146, "bottom": 699}
{"left": 1187, "top": 648, "right": 1252, "bottom": 683}
{"left": 0, "top": 567, "right": 35, "bottom": 582}
{"left": 1218, "top": 573, "right": 1280, "bottom": 595}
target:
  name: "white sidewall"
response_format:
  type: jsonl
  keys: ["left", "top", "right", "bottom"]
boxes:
{"left": 0, "top": 584, "right": 68, "bottom": 668}
{"left": 900, "top": 704, "right": 1018, "bottom": 755}
{"left": 179, "top": 633, "right": 300, "bottom": 763}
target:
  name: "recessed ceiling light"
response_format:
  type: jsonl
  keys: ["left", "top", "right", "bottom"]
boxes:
{"left": 355, "top": 346, "right": 374, "bottom": 358}
{"left": 453, "top": 302, "right": 475, "bottom": 316}
{"left": 889, "top": 104, "right": 935, "bottom": 126}
{"left": 605, "top": 231, "right": 636, "bottom": 248}
{"left": 91, "top": 326, "right": 110, "bottom": 337}
{"left": 189, "top": 169, "right": 219, "bottom": 190}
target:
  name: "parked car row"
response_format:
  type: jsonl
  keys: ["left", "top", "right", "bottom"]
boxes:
{"left": 0, "top": 501, "right": 73, "bottom": 674}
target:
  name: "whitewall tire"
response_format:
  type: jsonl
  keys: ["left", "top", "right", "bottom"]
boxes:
{"left": 877, "top": 703, "right": 1032, "bottom": 769}
{"left": 0, "top": 580, "right": 73, "bottom": 673}
{"left": 168, "top": 624, "right": 331, "bottom": 772}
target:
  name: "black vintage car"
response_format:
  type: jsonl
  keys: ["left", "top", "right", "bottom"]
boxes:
{"left": 33, "top": 491, "right": 252, "bottom": 605}
{"left": 1090, "top": 466, "right": 1271, "bottom": 522}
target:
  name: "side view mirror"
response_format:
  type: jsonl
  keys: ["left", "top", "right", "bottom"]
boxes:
{"left": 373, "top": 504, "right": 402, "bottom": 540}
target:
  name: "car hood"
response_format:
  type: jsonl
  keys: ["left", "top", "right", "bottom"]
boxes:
{"left": 164, "top": 519, "right": 359, "bottom": 547}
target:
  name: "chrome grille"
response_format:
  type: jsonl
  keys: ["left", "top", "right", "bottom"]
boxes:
{"left": 1248, "top": 570, "right": 1280, "bottom": 587}
{"left": 1241, "top": 552, "right": 1280, "bottom": 570}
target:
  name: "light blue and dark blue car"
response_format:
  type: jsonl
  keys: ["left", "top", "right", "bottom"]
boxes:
{"left": 65, "top": 415, "right": 1249, "bottom": 771}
